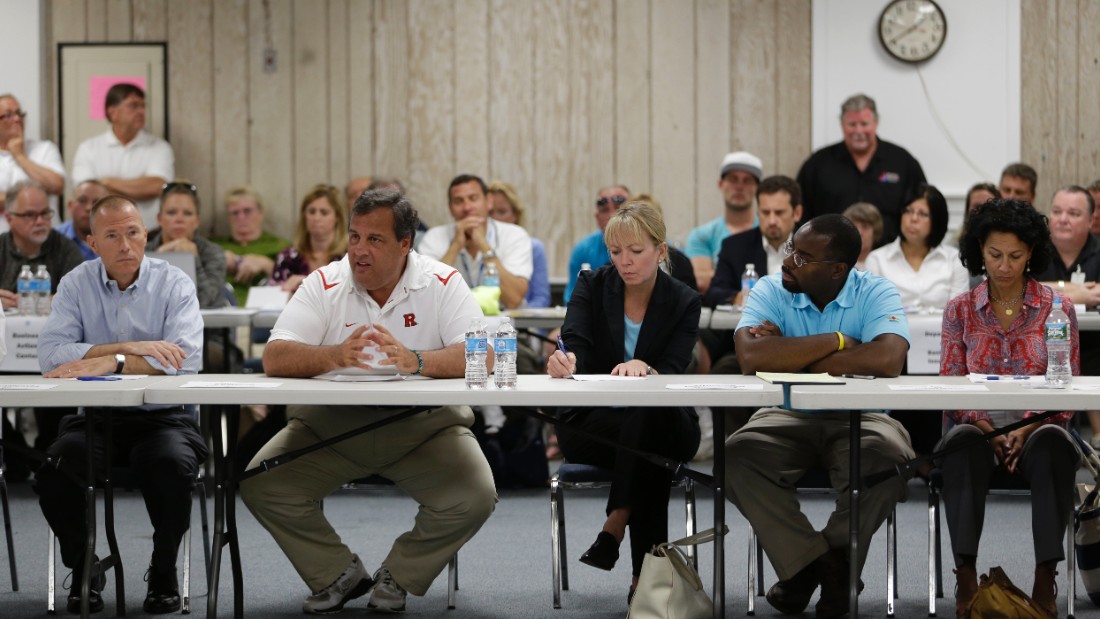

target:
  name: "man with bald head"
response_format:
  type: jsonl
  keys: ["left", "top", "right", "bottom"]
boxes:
{"left": 37, "top": 195, "right": 205, "bottom": 615}
{"left": 57, "top": 180, "right": 109, "bottom": 261}
{"left": 0, "top": 94, "right": 65, "bottom": 216}
{"left": 0, "top": 181, "right": 83, "bottom": 309}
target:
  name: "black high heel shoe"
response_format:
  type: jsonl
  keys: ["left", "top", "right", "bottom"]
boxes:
{"left": 579, "top": 531, "right": 619, "bottom": 571}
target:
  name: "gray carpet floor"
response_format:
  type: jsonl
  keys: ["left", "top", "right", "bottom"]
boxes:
{"left": 1, "top": 464, "right": 1098, "bottom": 618}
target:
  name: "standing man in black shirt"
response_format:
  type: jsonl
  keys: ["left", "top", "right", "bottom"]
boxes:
{"left": 797, "top": 94, "right": 925, "bottom": 246}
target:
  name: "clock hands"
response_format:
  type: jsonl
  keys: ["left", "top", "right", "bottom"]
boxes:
{"left": 889, "top": 15, "right": 927, "bottom": 46}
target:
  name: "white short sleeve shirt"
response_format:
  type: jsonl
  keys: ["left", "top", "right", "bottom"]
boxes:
{"left": 0, "top": 139, "right": 66, "bottom": 219}
{"left": 71, "top": 129, "right": 174, "bottom": 228}
{"left": 268, "top": 251, "right": 483, "bottom": 377}
{"left": 417, "top": 219, "right": 533, "bottom": 287}
{"left": 864, "top": 238, "right": 969, "bottom": 310}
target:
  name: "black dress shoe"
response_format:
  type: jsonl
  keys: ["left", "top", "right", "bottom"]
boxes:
{"left": 144, "top": 567, "right": 181, "bottom": 614}
{"left": 66, "top": 556, "right": 106, "bottom": 614}
{"left": 766, "top": 560, "right": 819, "bottom": 615}
{"left": 814, "top": 549, "right": 851, "bottom": 619}
{"left": 579, "top": 531, "right": 620, "bottom": 571}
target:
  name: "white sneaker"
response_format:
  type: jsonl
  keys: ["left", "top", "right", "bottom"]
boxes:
{"left": 303, "top": 554, "right": 373, "bottom": 614}
{"left": 367, "top": 566, "right": 407, "bottom": 613}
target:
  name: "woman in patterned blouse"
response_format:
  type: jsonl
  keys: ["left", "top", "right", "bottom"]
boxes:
{"left": 272, "top": 184, "right": 348, "bottom": 293}
{"left": 938, "top": 199, "right": 1080, "bottom": 619}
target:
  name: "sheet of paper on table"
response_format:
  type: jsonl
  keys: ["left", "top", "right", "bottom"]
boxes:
{"left": 569, "top": 374, "right": 646, "bottom": 381}
{"left": 967, "top": 373, "right": 1046, "bottom": 385}
{"left": 0, "top": 383, "right": 57, "bottom": 390}
{"left": 665, "top": 383, "right": 765, "bottom": 391}
{"left": 756, "top": 372, "right": 843, "bottom": 384}
{"left": 327, "top": 374, "right": 405, "bottom": 383}
{"left": 179, "top": 381, "right": 284, "bottom": 388}
{"left": 887, "top": 384, "right": 989, "bottom": 391}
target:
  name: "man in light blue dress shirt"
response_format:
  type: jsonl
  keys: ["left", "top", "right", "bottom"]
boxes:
{"left": 36, "top": 195, "right": 206, "bottom": 615}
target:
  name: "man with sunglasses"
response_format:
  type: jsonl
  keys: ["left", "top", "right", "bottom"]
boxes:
{"left": 72, "top": 83, "right": 174, "bottom": 229}
{"left": 0, "top": 95, "right": 65, "bottom": 218}
{"left": 563, "top": 184, "right": 631, "bottom": 302}
{"left": 684, "top": 152, "right": 763, "bottom": 294}
{"left": 0, "top": 181, "right": 83, "bottom": 310}
{"left": 724, "top": 214, "right": 913, "bottom": 618}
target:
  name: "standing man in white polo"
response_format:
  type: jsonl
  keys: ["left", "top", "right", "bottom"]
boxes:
{"left": 71, "top": 83, "right": 174, "bottom": 228}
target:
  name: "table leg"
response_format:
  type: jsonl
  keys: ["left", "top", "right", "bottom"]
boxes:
{"left": 81, "top": 414, "right": 95, "bottom": 619}
{"left": 207, "top": 404, "right": 227, "bottom": 618}
{"left": 712, "top": 408, "right": 725, "bottom": 619}
{"left": 226, "top": 407, "right": 244, "bottom": 618}
{"left": 849, "top": 411, "right": 860, "bottom": 617}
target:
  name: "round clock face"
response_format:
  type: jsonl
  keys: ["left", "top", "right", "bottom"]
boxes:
{"left": 878, "top": 0, "right": 947, "bottom": 64}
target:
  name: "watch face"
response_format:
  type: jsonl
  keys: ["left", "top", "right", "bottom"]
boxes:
{"left": 878, "top": 0, "right": 946, "bottom": 64}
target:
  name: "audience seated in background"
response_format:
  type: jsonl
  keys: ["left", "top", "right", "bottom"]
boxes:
{"left": 564, "top": 184, "right": 631, "bottom": 302}
{"left": 272, "top": 183, "right": 348, "bottom": 293}
{"left": 1089, "top": 179, "right": 1100, "bottom": 236}
{"left": 0, "top": 94, "right": 65, "bottom": 217}
{"left": 548, "top": 201, "right": 700, "bottom": 602}
{"left": 725, "top": 214, "right": 914, "bottom": 619}
{"left": 797, "top": 94, "right": 925, "bottom": 246}
{"left": 147, "top": 181, "right": 228, "bottom": 309}
{"left": 841, "top": 201, "right": 882, "bottom": 270}
{"left": 939, "top": 198, "right": 1080, "bottom": 619}
{"left": 0, "top": 181, "right": 83, "bottom": 310}
{"left": 698, "top": 175, "right": 802, "bottom": 377}
{"left": 56, "top": 180, "right": 109, "bottom": 261}
{"left": 865, "top": 183, "right": 968, "bottom": 311}
{"left": 488, "top": 180, "right": 550, "bottom": 308}
{"left": 243, "top": 188, "right": 496, "bottom": 615}
{"left": 418, "top": 174, "right": 532, "bottom": 310}
{"left": 957, "top": 182, "right": 1001, "bottom": 252}
{"left": 998, "top": 162, "right": 1038, "bottom": 205}
{"left": 214, "top": 186, "right": 289, "bottom": 305}
{"left": 1035, "top": 185, "right": 1100, "bottom": 307}
{"left": 71, "top": 83, "right": 174, "bottom": 228}
{"left": 37, "top": 195, "right": 206, "bottom": 615}
{"left": 684, "top": 152, "right": 762, "bottom": 294}
{"left": 345, "top": 175, "right": 372, "bottom": 208}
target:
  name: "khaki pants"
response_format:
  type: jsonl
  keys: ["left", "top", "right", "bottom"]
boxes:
{"left": 240, "top": 405, "right": 497, "bottom": 595}
{"left": 725, "top": 408, "right": 914, "bottom": 580}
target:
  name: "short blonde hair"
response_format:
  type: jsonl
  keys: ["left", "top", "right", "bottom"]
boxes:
{"left": 225, "top": 185, "right": 266, "bottom": 212}
{"left": 487, "top": 180, "right": 525, "bottom": 227}
{"left": 604, "top": 201, "right": 669, "bottom": 269}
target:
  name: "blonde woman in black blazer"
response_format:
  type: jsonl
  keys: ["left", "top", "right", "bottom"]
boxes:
{"left": 548, "top": 202, "right": 701, "bottom": 602}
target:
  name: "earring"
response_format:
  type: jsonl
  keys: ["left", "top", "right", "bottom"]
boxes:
{"left": 980, "top": 263, "right": 986, "bottom": 273}
{"left": 1026, "top": 261, "right": 1031, "bottom": 273}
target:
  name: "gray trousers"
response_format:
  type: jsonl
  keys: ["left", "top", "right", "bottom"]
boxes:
{"left": 240, "top": 405, "right": 497, "bottom": 596}
{"left": 725, "top": 408, "right": 914, "bottom": 580}
{"left": 936, "top": 423, "right": 1080, "bottom": 567}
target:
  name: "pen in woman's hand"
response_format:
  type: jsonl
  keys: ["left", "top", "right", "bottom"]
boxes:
{"left": 555, "top": 336, "right": 575, "bottom": 378}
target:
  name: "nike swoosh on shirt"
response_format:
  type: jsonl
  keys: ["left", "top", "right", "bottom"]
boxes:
{"left": 435, "top": 270, "right": 459, "bottom": 285}
{"left": 319, "top": 270, "right": 339, "bottom": 291}
{"left": 344, "top": 322, "right": 357, "bottom": 328}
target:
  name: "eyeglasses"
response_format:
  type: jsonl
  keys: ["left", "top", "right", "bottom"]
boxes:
{"left": 596, "top": 195, "right": 627, "bottom": 209}
{"left": 0, "top": 109, "right": 26, "bottom": 123}
{"left": 162, "top": 182, "right": 198, "bottom": 196}
{"left": 9, "top": 208, "right": 54, "bottom": 222}
{"left": 902, "top": 208, "right": 930, "bottom": 220}
{"left": 781, "top": 239, "right": 840, "bottom": 269}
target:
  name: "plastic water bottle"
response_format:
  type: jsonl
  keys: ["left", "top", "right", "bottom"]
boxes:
{"left": 482, "top": 261, "right": 500, "bottom": 289}
{"left": 740, "top": 263, "right": 759, "bottom": 293}
{"left": 580, "top": 262, "right": 592, "bottom": 273}
{"left": 465, "top": 317, "right": 489, "bottom": 390}
{"left": 1045, "top": 304, "right": 1072, "bottom": 387}
{"left": 493, "top": 317, "right": 518, "bottom": 390}
{"left": 16, "top": 265, "right": 35, "bottom": 315}
{"left": 34, "top": 264, "right": 51, "bottom": 316}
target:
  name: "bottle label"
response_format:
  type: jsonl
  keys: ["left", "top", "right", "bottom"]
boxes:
{"left": 493, "top": 337, "right": 517, "bottom": 353}
{"left": 741, "top": 278, "right": 756, "bottom": 290}
{"left": 1045, "top": 323, "right": 1069, "bottom": 342}
{"left": 17, "top": 280, "right": 33, "bottom": 293}
{"left": 465, "top": 337, "right": 488, "bottom": 353}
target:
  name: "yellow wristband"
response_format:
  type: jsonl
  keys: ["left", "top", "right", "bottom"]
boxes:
{"left": 835, "top": 331, "right": 844, "bottom": 351}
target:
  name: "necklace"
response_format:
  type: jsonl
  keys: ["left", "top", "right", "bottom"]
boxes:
{"left": 989, "top": 288, "right": 1025, "bottom": 316}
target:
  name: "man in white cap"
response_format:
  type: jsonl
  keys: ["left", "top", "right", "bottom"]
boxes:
{"left": 684, "top": 151, "right": 762, "bottom": 294}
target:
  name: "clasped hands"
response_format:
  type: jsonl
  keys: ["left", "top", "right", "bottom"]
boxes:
{"left": 333, "top": 324, "right": 418, "bottom": 374}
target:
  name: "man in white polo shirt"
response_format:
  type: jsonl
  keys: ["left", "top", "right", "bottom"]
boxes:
{"left": 0, "top": 94, "right": 65, "bottom": 219}
{"left": 242, "top": 188, "right": 497, "bottom": 615}
{"left": 417, "top": 173, "right": 532, "bottom": 309}
{"left": 71, "top": 83, "right": 174, "bottom": 228}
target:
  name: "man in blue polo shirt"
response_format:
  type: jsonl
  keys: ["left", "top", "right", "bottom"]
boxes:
{"left": 725, "top": 214, "right": 914, "bottom": 619}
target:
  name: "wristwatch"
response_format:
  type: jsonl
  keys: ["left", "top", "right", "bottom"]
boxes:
{"left": 114, "top": 354, "right": 126, "bottom": 375}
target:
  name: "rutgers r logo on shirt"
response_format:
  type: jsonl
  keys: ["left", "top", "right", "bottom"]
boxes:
{"left": 404, "top": 313, "right": 417, "bottom": 328}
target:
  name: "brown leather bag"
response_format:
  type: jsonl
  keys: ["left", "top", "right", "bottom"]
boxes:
{"left": 967, "top": 566, "right": 1049, "bottom": 618}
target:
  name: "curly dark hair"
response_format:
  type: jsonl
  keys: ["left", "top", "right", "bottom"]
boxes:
{"left": 958, "top": 199, "right": 1053, "bottom": 277}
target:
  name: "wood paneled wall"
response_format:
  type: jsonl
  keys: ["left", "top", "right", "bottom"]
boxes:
{"left": 42, "top": 0, "right": 812, "bottom": 278}
{"left": 42, "top": 1, "right": 1100, "bottom": 278}
{"left": 1020, "top": 0, "right": 1100, "bottom": 202}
